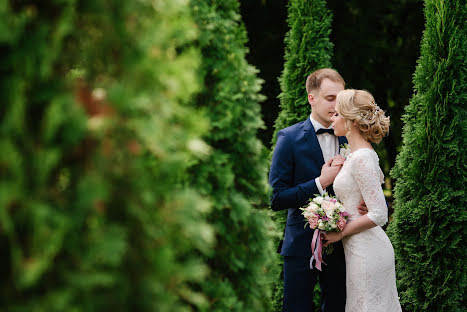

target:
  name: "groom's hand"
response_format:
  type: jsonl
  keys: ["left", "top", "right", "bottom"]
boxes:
{"left": 319, "top": 157, "right": 342, "bottom": 189}
{"left": 330, "top": 155, "right": 345, "bottom": 167}
{"left": 357, "top": 200, "right": 368, "bottom": 215}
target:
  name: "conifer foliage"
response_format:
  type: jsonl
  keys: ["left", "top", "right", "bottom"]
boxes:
{"left": 269, "top": 1, "right": 335, "bottom": 310}
{"left": 388, "top": 1, "right": 466, "bottom": 311}
{"left": 0, "top": 1, "right": 214, "bottom": 311}
{"left": 272, "top": 0, "right": 334, "bottom": 145}
{"left": 188, "top": 0, "right": 277, "bottom": 311}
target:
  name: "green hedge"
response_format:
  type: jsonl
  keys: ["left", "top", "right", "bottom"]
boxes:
{"left": 388, "top": 0, "right": 467, "bottom": 311}
{"left": 270, "top": 0, "right": 335, "bottom": 311}
{"left": 0, "top": 1, "right": 214, "bottom": 311}
{"left": 187, "top": 1, "right": 277, "bottom": 311}
{"left": 272, "top": 0, "right": 334, "bottom": 145}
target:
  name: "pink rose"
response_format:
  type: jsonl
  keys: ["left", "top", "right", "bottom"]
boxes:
{"left": 308, "top": 214, "right": 319, "bottom": 229}
{"left": 321, "top": 200, "right": 335, "bottom": 210}
{"left": 321, "top": 201, "right": 336, "bottom": 218}
{"left": 337, "top": 217, "right": 347, "bottom": 231}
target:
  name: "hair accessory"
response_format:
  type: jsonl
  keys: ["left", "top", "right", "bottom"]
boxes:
{"left": 360, "top": 101, "right": 381, "bottom": 120}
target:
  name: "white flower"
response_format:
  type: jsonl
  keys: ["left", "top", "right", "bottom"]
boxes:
{"left": 318, "top": 220, "right": 325, "bottom": 230}
{"left": 313, "top": 196, "right": 324, "bottom": 205}
{"left": 334, "top": 202, "right": 345, "bottom": 212}
{"left": 330, "top": 222, "right": 337, "bottom": 229}
{"left": 307, "top": 203, "right": 319, "bottom": 212}
{"left": 340, "top": 143, "right": 351, "bottom": 159}
{"left": 325, "top": 210, "right": 334, "bottom": 218}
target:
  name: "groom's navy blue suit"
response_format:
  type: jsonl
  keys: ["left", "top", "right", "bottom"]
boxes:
{"left": 269, "top": 117, "right": 347, "bottom": 312}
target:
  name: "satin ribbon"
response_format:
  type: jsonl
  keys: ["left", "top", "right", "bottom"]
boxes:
{"left": 310, "top": 229, "right": 326, "bottom": 271}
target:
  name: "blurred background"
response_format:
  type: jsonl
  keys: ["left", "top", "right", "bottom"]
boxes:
{"left": 2, "top": 0, "right": 464, "bottom": 311}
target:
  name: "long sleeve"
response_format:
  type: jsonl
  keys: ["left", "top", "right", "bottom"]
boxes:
{"left": 351, "top": 152, "right": 388, "bottom": 226}
{"left": 269, "top": 130, "right": 320, "bottom": 211}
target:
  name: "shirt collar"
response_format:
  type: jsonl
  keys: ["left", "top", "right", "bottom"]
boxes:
{"left": 310, "top": 114, "right": 333, "bottom": 132}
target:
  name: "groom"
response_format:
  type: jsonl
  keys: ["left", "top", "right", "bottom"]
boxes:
{"left": 270, "top": 68, "right": 363, "bottom": 312}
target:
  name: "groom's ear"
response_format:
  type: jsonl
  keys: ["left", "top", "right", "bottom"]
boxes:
{"left": 308, "top": 93, "right": 314, "bottom": 106}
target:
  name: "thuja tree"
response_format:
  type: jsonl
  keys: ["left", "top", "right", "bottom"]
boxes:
{"left": 0, "top": 1, "right": 214, "bottom": 311}
{"left": 188, "top": 0, "right": 277, "bottom": 311}
{"left": 388, "top": 1, "right": 466, "bottom": 311}
{"left": 269, "top": 0, "right": 335, "bottom": 310}
{"left": 272, "top": 0, "right": 334, "bottom": 144}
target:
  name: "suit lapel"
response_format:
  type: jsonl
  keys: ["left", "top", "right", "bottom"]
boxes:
{"left": 338, "top": 136, "right": 348, "bottom": 147}
{"left": 303, "top": 118, "right": 325, "bottom": 166}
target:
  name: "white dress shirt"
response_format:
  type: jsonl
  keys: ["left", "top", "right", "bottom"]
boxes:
{"left": 310, "top": 115, "right": 340, "bottom": 195}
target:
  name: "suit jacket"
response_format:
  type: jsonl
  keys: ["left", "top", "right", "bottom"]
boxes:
{"left": 269, "top": 117, "right": 347, "bottom": 257}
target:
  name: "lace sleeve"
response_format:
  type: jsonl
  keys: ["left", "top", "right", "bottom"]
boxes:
{"left": 351, "top": 151, "right": 388, "bottom": 227}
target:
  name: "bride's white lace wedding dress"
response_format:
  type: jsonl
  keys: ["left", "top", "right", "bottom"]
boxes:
{"left": 334, "top": 148, "right": 401, "bottom": 312}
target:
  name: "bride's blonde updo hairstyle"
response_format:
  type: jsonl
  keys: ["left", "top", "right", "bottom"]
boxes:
{"left": 336, "top": 89, "right": 390, "bottom": 143}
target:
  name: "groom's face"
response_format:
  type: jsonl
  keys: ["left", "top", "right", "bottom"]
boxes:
{"left": 309, "top": 79, "right": 344, "bottom": 128}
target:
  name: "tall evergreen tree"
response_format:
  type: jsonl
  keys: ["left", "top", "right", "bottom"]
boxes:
{"left": 272, "top": 0, "right": 334, "bottom": 145}
{"left": 388, "top": 0, "right": 466, "bottom": 311}
{"left": 0, "top": 1, "right": 214, "bottom": 311}
{"left": 270, "top": 0, "right": 335, "bottom": 310}
{"left": 272, "top": 0, "right": 333, "bottom": 312}
{"left": 188, "top": 0, "right": 277, "bottom": 311}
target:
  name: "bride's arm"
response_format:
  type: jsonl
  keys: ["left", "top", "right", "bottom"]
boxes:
{"left": 324, "top": 215, "right": 376, "bottom": 245}
{"left": 324, "top": 153, "right": 387, "bottom": 245}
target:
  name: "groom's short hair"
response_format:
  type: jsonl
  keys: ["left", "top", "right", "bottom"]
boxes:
{"left": 306, "top": 68, "right": 345, "bottom": 94}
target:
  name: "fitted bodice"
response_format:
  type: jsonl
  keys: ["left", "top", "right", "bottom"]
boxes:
{"left": 333, "top": 148, "right": 386, "bottom": 225}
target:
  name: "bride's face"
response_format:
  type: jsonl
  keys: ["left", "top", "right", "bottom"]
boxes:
{"left": 331, "top": 110, "right": 346, "bottom": 136}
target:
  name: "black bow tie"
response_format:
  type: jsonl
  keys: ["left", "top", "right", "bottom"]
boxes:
{"left": 316, "top": 128, "right": 334, "bottom": 135}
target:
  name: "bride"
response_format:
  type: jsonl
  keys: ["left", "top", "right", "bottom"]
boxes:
{"left": 324, "top": 89, "right": 402, "bottom": 312}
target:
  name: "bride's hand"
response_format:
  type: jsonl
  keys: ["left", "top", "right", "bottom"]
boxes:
{"left": 323, "top": 231, "right": 344, "bottom": 246}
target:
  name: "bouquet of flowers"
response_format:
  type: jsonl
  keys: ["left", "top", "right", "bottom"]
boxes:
{"left": 300, "top": 193, "right": 349, "bottom": 270}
